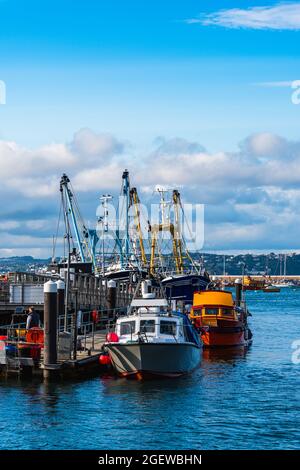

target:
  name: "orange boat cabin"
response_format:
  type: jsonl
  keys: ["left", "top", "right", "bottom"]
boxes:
{"left": 190, "top": 290, "right": 252, "bottom": 348}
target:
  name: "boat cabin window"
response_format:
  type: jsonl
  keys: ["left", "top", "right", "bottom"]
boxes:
{"left": 120, "top": 320, "right": 136, "bottom": 336}
{"left": 220, "top": 308, "right": 232, "bottom": 316}
{"left": 140, "top": 319, "right": 155, "bottom": 333}
{"left": 205, "top": 308, "right": 218, "bottom": 316}
{"left": 160, "top": 320, "right": 177, "bottom": 336}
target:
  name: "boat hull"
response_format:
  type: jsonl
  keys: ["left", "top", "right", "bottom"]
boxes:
{"left": 201, "top": 327, "right": 252, "bottom": 348}
{"left": 105, "top": 269, "right": 148, "bottom": 281}
{"left": 106, "top": 342, "right": 202, "bottom": 379}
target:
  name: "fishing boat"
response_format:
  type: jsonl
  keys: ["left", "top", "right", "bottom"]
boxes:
{"left": 190, "top": 283, "right": 252, "bottom": 348}
{"left": 105, "top": 286, "right": 202, "bottom": 379}
{"left": 161, "top": 272, "right": 210, "bottom": 305}
{"left": 149, "top": 188, "right": 210, "bottom": 307}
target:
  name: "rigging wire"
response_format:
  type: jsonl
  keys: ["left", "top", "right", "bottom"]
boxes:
{"left": 52, "top": 200, "right": 62, "bottom": 260}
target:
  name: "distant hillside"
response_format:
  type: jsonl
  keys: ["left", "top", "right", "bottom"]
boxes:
{"left": 199, "top": 252, "right": 300, "bottom": 276}
{"left": 0, "top": 256, "right": 51, "bottom": 273}
{"left": 1, "top": 253, "right": 300, "bottom": 275}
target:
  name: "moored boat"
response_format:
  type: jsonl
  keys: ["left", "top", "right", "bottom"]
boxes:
{"left": 263, "top": 285, "right": 281, "bottom": 293}
{"left": 105, "top": 288, "right": 202, "bottom": 379}
{"left": 243, "top": 275, "right": 266, "bottom": 291}
{"left": 190, "top": 282, "right": 252, "bottom": 348}
{"left": 161, "top": 272, "right": 210, "bottom": 305}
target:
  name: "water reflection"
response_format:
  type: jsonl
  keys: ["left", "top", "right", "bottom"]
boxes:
{"left": 99, "top": 371, "right": 196, "bottom": 398}
{"left": 202, "top": 345, "right": 251, "bottom": 363}
{"left": 99, "top": 345, "right": 252, "bottom": 396}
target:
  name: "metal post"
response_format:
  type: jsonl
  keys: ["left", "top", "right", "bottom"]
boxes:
{"left": 56, "top": 279, "right": 65, "bottom": 317}
{"left": 43, "top": 280, "right": 58, "bottom": 379}
{"left": 235, "top": 278, "right": 242, "bottom": 307}
{"left": 92, "top": 321, "right": 95, "bottom": 351}
{"left": 73, "top": 289, "right": 78, "bottom": 360}
{"left": 64, "top": 251, "right": 71, "bottom": 332}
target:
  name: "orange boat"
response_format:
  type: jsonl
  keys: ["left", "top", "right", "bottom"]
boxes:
{"left": 190, "top": 288, "right": 252, "bottom": 348}
{"left": 243, "top": 275, "right": 266, "bottom": 291}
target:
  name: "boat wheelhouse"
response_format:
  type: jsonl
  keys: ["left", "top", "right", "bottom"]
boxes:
{"left": 190, "top": 290, "right": 252, "bottom": 348}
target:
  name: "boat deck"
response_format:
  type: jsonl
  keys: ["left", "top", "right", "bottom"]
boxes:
{"left": 1, "top": 331, "right": 110, "bottom": 379}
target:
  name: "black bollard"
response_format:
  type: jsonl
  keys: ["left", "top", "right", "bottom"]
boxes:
{"left": 235, "top": 278, "right": 242, "bottom": 307}
{"left": 56, "top": 279, "right": 65, "bottom": 317}
{"left": 43, "top": 280, "right": 58, "bottom": 379}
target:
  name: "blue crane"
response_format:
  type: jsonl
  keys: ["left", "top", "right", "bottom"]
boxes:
{"left": 60, "top": 174, "right": 98, "bottom": 271}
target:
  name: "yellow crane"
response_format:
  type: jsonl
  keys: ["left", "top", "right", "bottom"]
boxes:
{"left": 129, "top": 187, "right": 147, "bottom": 267}
{"left": 149, "top": 189, "right": 185, "bottom": 276}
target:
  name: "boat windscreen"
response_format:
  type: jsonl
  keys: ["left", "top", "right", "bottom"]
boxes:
{"left": 140, "top": 319, "right": 155, "bottom": 333}
{"left": 160, "top": 320, "right": 177, "bottom": 336}
{"left": 120, "top": 320, "right": 136, "bottom": 336}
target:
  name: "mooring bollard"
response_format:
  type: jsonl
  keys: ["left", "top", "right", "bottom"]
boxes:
{"left": 235, "top": 278, "right": 242, "bottom": 306}
{"left": 43, "top": 280, "right": 58, "bottom": 379}
{"left": 107, "top": 280, "right": 117, "bottom": 317}
{"left": 56, "top": 279, "right": 65, "bottom": 317}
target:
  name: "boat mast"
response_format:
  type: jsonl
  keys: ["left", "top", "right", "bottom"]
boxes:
{"left": 60, "top": 177, "right": 72, "bottom": 331}
{"left": 149, "top": 187, "right": 173, "bottom": 276}
{"left": 116, "top": 169, "right": 131, "bottom": 268}
{"left": 172, "top": 189, "right": 199, "bottom": 274}
{"left": 130, "top": 187, "right": 147, "bottom": 266}
{"left": 122, "top": 170, "right": 130, "bottom": 262}
{"left": 172, "top": 190, "right": 184, "bottom": 274}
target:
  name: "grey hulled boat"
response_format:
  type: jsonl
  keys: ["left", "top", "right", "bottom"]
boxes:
{"left": 105, "top": 289, "right": 202, "bottom": 379}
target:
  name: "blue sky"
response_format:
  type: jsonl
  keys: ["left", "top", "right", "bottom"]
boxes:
{"left": 1, "top": 0, "right": 300, "bottom": 256}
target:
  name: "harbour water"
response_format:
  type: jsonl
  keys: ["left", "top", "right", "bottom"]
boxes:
{"left": 0, "top": 289, "right": 299, "bottom": 450}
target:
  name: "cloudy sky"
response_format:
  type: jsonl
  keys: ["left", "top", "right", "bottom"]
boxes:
{"left": 1, "top": 0, "right": 300, "bottom": 257}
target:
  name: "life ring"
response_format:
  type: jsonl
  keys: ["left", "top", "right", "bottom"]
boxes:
{"left": 26, "top": 327, "right": 44, "bottom": 345}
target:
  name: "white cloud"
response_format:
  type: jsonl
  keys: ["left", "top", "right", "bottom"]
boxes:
{"left": 1, "top": 130, "right": 300, "bottom": 254}
{"left": 240, "top": 132, "right": 288, "bottom": 159}
{"left": 0, "top": 141, "right": 75, "bottom": 179}
{"left": 0, "top": 220, "right": 20, "bottom": 231}
{"left": 72, "top": 162, "right": 124, "bottom": 191}
{"left": 0, "top": 128, "right": 125, "bottom": 197}
{"left": 71, "top": 128, "right": 124, "bottom": 160}
{"left": 186, "top": 3, "right": 300, "bottom": 30}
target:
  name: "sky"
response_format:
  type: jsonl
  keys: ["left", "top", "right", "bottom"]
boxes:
{"left": 1, "top": 0, "right": 300, "bottom": 256}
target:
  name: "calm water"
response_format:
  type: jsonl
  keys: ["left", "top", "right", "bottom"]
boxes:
{"left": 0, "top": 289, "right": 300, "bottom": 450}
